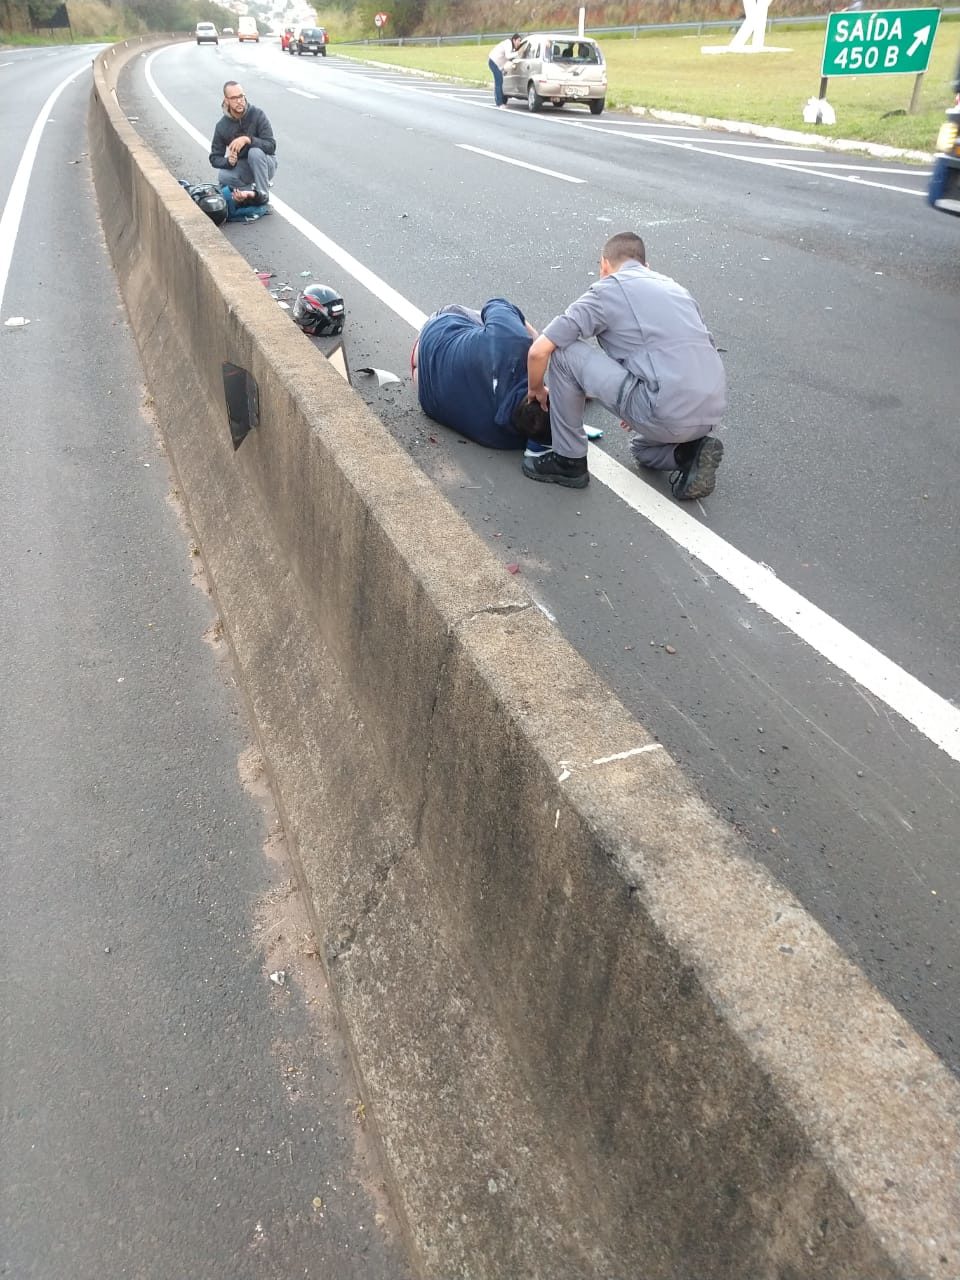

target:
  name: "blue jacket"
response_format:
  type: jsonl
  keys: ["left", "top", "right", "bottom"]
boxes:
{"left": 416, "top": 299, "right": 531, "bottom": 449}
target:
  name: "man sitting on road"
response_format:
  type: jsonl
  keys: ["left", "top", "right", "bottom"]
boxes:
{"left": 210, "top": 82, "right": 277, "bottom": 197}
{"left": 412, "top": 300, "right": 552, "bottom": 454}
{"left": 524, "top": 231, "right": 727, "bottom": 498}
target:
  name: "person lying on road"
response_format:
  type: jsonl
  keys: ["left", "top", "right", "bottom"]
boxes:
{"left": 412, "top": 300, "right": 552, "bottom": 456}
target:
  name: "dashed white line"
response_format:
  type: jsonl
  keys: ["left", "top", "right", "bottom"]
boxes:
{"left": 287, "top": 87, "right": 319, "bottom": 98}
{"left": 457, "top": 143, "right": 586, "bottom": 183}
{"left": 143, "top": 48, "right": 960, "bottom": 764}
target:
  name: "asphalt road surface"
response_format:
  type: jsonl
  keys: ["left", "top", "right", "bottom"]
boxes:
{"left": 0, "top": 46, "right": 414, "bottom": 1280}
{"left": 117, "top": 38, "right": 959, "bottom": 1077}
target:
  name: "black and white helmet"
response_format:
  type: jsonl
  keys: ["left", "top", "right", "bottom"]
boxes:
{"left": 187, "top": 183, "right": 228, "bottom": 225}
{"left": 292, "top": 284, "right": 345, "bottom": 335}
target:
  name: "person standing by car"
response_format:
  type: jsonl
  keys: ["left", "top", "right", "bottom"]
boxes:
{"left": 488, "top": 33, "right": 523, "bottom": 109}
{"left": 524, "top": 231, "right": 727, "bottom": 497}
{"left": 412, "top": 300, "right": 552, "bottom": 452}
{"left": 209, "top": 82, "right": 277, "bottom": 196}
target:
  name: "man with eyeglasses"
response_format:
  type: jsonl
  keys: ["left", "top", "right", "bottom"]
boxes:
{"left": 209, "top": 81, "right": 277, "bottom": 198}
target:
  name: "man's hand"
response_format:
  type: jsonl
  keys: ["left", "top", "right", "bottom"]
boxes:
{"left": 226, "top": 135, "right": 251, "bottom": 164}
{"left": 527, "top": 333, "right": 555, "bottom": 410}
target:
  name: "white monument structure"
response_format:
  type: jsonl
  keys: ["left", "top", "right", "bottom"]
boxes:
{"left": 702, "top": 0, "right": 790, "bottom": 54}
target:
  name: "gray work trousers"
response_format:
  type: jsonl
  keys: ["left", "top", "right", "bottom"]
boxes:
{"left": 548, "top": 338, "right": 717, "bottom": 467}
{"left": 217, "top": 147, "right": 277, "bottom": 192}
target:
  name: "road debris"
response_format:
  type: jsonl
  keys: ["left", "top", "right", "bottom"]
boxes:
{"left": 357, "top": 367, "right": 401, "bottom": 388}
{"left": 269, "top": 969, "right": 287, "bottom": 987}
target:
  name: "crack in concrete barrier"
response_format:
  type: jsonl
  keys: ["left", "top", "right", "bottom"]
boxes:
{"left": 462, "top": 601, "right": 532, "bottom": 625}
{"left": 327, "top": 845, "right": 405, "bottom": 963}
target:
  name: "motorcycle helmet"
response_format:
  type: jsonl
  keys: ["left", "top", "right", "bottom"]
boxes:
{"left": 187, "top": 183, "right": 228, "bottom": 226}
{"left": 292, "top": 284, "right": 345, "bottom": 336}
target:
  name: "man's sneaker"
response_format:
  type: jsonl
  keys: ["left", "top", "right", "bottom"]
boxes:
{"left": 523, "top": 440, "right": 551, "bottom": 458}
{"left": 670, "top": 436, "right": 723, "bottom": 501}
{"left": 522, "top": 450, "right": 589, "bottom": 489}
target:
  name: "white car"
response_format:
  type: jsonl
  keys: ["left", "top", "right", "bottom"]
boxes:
{"left": 196, "top": 21, "right": 219, "bottom": 45}
{"left": 502, "top": 34, "right": 606, "bottom": 114}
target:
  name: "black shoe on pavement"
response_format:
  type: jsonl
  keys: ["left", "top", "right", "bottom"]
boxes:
{"left": 522, "top": 450, "right": 589, "bottom": 489}
{"left": 670, "top": 436, "right": 723, "bottom": 501}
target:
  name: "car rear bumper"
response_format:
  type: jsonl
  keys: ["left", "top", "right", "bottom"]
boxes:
{"left": 533, "top": 79, "right": 605, "bottom": 99}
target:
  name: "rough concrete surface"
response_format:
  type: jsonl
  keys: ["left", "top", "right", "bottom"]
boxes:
{"left": 89, "top": 39, "right": 960, "bottom": 1280}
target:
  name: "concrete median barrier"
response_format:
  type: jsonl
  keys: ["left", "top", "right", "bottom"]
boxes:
{"left": 90, "top": 41, "right": 960, "bottom": 1280}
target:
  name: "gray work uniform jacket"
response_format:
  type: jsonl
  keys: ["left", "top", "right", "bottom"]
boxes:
{"left": 542, "top": 260, "right": 727, "bottom": 430}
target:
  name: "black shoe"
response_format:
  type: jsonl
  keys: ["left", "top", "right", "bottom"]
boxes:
{"left": 522, "top": 450, "right": 589, "bottom": 489}
{"left": 670, "top": 436, "right": 723, "bottom": 501}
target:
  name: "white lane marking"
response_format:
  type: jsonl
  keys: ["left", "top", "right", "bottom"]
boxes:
{"left": 0, "top": 62, "right": 89, "bottom": 312}
{"left": 532, "top": 116, "right": 929, "bottom": 196}
{"left": 587, "top": 447, "right": 960, "bottom": 763}
{"left": 457, "top": 143, "right": 586, "bottom": 183}
{"left": 288, "top": 87, "right": 319, "bottom": 99}
{"left": 757, "top": 159, "right": 930, "bottom": 175}
{"left": 144, "top": 48, "right": 960, "bottom": 765}
{"left": 0, "top": 61, "right": 14, "bottom": 68}
{"left": 358, "top": 72, "right": 928, "bottom": 198}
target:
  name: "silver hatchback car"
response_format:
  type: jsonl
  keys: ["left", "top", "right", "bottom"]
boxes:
{"left": 502, "top": 34, "right": 607, "bottom": 115}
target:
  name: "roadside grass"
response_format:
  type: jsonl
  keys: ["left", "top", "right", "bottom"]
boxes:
{"left": 0, "top": 31, "right": 98, "bottom": 45}
{"left": 338, "top": 21, "right": 960, "bottom": 152}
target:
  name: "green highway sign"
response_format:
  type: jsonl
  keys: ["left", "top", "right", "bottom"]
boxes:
{"left": 821, "top": 7, "right": 941, "bottom": 77}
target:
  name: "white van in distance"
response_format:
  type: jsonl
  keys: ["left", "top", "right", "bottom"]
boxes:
{"left": 238, "top": 16, "right": 259, "bottom": 42}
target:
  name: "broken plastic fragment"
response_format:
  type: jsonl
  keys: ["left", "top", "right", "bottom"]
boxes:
{"left": 269, "top": 970, "right": 286, "bottom": 987}
{"left": 357, "top": 367, "right": 401, "bottom": 388}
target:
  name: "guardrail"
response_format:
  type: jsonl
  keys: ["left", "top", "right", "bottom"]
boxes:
{"left": 340, "top": 6, "right": 960, "bottom": 47}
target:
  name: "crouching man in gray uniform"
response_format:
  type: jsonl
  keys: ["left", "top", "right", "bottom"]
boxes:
{"left": 524, "top": 231, "right": 727, "bottom": 498}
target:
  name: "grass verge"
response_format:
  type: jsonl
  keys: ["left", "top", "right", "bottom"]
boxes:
{"left": 338, "top": 22, "right": 960, "bottom": 152}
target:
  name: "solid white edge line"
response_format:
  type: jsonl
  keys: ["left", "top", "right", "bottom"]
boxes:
{"left": 457, "top": 143, "right": 586, "bottom": 183}
{"left": 551, "top": 117, "right": 930, "bottom": 196}
{"left": 0, "top": 62, "right": 89, "bottom": 312}
{"left": 144, "top": 47, "right": 960, "bottom": 765}
{"left": 587, "top": 446, "right": 960, "bottom": 762}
